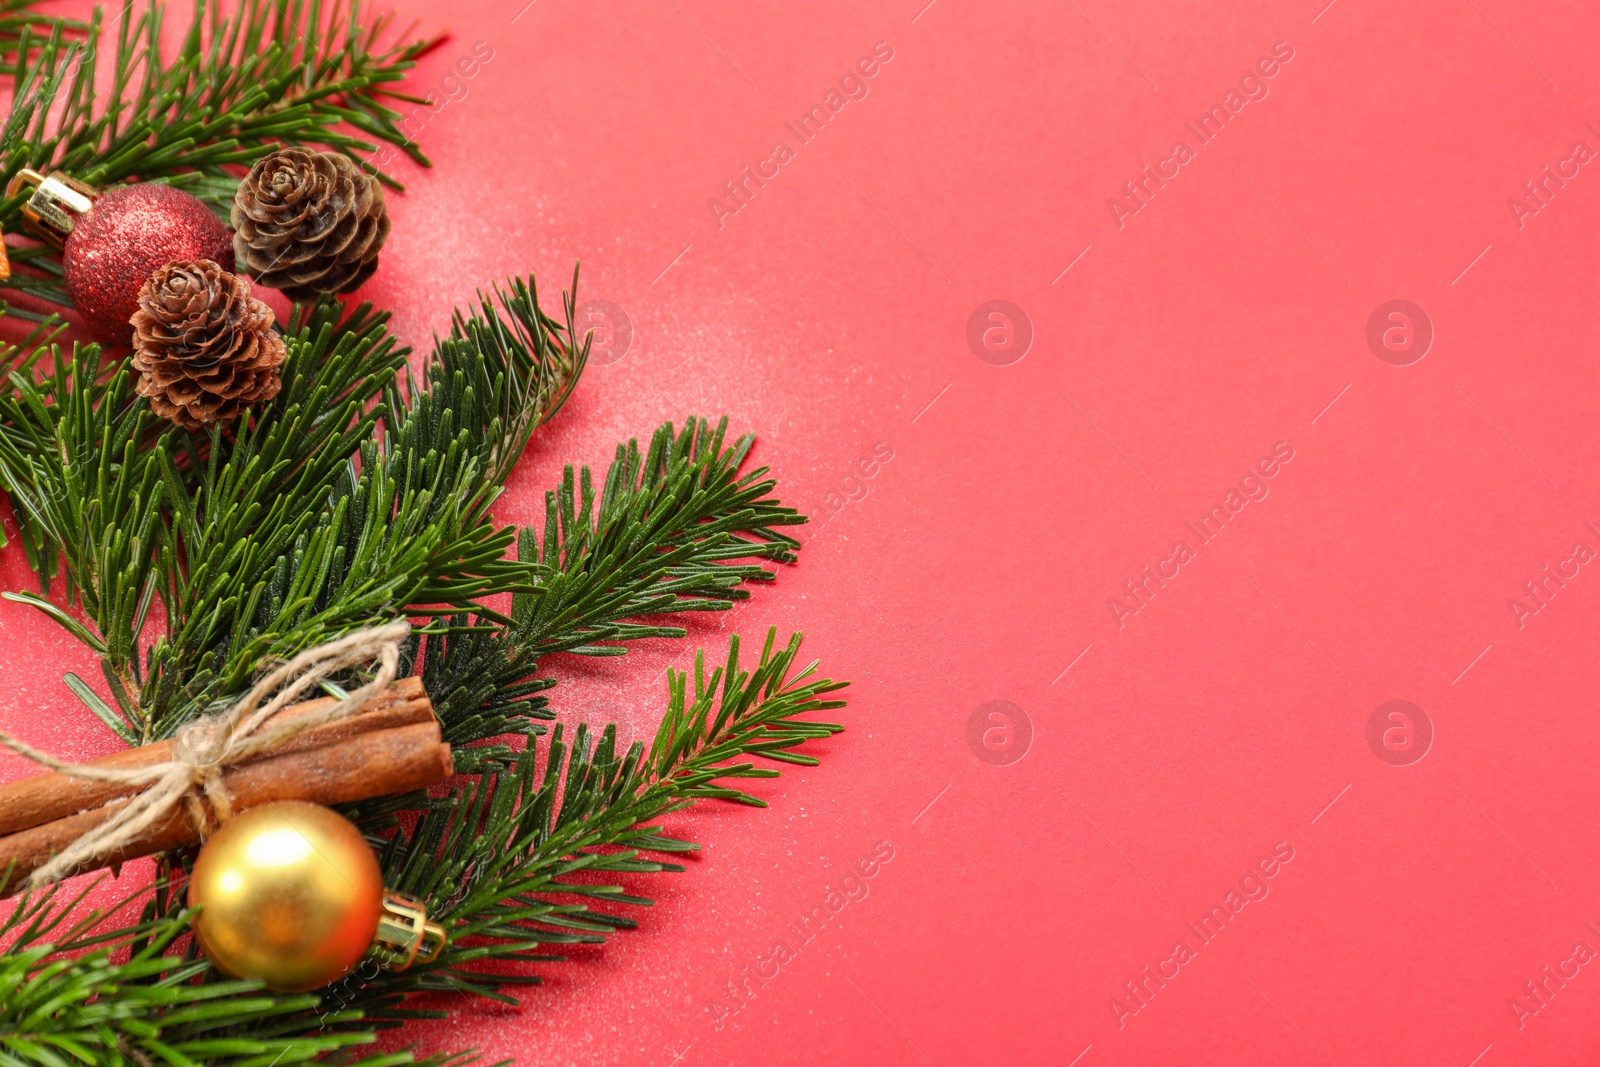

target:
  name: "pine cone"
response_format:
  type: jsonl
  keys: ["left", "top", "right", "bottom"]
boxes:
{"left": 130, "top": 260, "right": 286, "bottom": 431}
{"left": 231, "top": 147, "right": 390, "bottom": 302}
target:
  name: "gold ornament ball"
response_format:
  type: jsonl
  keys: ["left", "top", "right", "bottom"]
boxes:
{"left": 189, "top": 801, "right": 385, "bottom": 992}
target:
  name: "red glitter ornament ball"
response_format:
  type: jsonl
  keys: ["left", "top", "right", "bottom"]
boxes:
{"left": 64, "top": 184, "right": 234, "bottom": 346}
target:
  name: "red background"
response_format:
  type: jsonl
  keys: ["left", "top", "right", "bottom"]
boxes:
{"left": 5, "top": 1, "right": 1600, "bottom": 1064}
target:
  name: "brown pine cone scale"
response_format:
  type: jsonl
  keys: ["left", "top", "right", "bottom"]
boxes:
{"left": 131, "top": 260, "right": 286, "bottom": 431}
{"left": 232, "top": 147, "right": 390, "bottom": 302}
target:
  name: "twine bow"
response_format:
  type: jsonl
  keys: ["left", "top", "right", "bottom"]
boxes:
{"left": 0, "top": 621, "right": 410, "bottom": 888}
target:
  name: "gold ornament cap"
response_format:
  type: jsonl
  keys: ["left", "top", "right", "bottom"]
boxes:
{"left": 188, "top": 801, "right": 446, "bottom": 992}
{"left": 371, "top": 891, "right": 446, "bottom": 970}
{"left": 6, "top": 168, "right": 98, "bottom": 248}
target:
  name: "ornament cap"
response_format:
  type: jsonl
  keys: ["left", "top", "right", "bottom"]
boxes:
{"left": 369, "top": 890, "right": 447, "bottom": 971}
{"left": 7, "top": 168, "right": 98, "bottom": 247}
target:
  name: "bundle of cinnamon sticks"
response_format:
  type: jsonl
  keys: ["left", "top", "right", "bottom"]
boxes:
{"left": 0, "top": 676, "right": 452, "bottom": 896}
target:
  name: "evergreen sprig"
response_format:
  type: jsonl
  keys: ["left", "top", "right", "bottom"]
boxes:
{"left": 514, "top": 415, "right": 804, "bottom": 658}
{"left": 0, "top": 0, "right": 434, "bottom": 314}
{"left": 313, "top": 629, "right": 844, "bottom": 1031}
{"left": 0, "top": 273, "right": 587, "bottom": 743}
{"left": 0, "top": 300, "right": 840, "bottom": 1064}
{"left": 0, "top": 879, "right": 416, "bottom": 1067}
{"left": 0, "top": 4, "right": 841, "bottom": 1064}
{"left": 0, "top": 628, "right": 843, "bottom": 1064}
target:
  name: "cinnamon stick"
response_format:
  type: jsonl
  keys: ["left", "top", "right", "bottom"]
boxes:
{"left": 0, "top": 720, "right": 453, "bottom": 896}
{"left": 0, "top": 676, "right": 433, "bottom": 838}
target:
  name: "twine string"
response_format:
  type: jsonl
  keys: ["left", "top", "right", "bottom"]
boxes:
{"left": 0, "top": 621, "right": 409, "bottom": 888}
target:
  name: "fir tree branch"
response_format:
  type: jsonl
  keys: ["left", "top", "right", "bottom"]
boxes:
{"left": 0, "top": 0, "right": 435, "bottom": 311}
{"left": 0, "top": 145, "right": 828, "bottom": 1055}
{"left": 397, "top": 413, "right": 807, "bottom": 771}
{"left": 1, "top": 630, "right": 843, "bottom": 1063}
{"left": 415, "top": 272, "right": 588, "bottom": 492}
{"left": 0, "top": 878, "right": 412, "bottom": 1067}
{"left": 390, "top": 630, "right": 841, "bottom": 997}
{"left": 365, "top": 629, "right": 845, "bottom": 1021}
{"left": 0, "top": 271, "right": 586, "bottom": 742}
{"left": 511, "top": 416, "right": 805, "bottom": 659}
